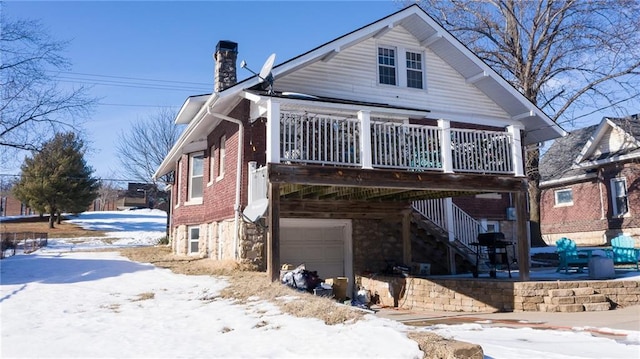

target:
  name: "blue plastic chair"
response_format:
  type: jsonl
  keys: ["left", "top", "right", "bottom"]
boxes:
{"left": 556, "top": 237, "right": 592, "bottom": 274}
{"left": 608, "top": 235, "right": 640, "bottom": 270}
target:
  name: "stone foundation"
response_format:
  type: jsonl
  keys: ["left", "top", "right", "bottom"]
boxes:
{"left": 359, "top": 275, "right": 640, "bottom": 312}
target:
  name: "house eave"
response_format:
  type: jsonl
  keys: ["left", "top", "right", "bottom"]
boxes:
{"left": 540, "top": 172, "right": 597, "bottom": 188}
{"left": 154, "top": 92, "right": 222, "bottom": 179}
{"left": 175, "top": 94, "right": 210, "bottom": 125}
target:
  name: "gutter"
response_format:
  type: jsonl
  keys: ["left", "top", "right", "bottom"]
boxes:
{"left": 539, "top": 172, "right": 597, "bottom": 188}
{"left": 206, "top": 108, "right": 244, "bottom": 261}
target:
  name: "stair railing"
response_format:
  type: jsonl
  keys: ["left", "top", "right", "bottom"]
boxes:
{"left": 412, "top": 199, "right": 482, "bottom": 251}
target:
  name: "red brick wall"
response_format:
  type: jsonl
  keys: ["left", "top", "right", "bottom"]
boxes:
{"left": 171, "top": 100, "right": 267, "bottom": 229}
{"left": 2, "top": 195, "right": 29, "bottom": 216}
{"left": 453, "top": 194, "right": 511, "bottom": 220}
{"left": 541, "top": 162, "right": 640, "bottom": 235}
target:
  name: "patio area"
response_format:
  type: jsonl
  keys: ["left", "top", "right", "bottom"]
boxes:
{"left": 356, "top": 245, "right": 640, "bottom": 314}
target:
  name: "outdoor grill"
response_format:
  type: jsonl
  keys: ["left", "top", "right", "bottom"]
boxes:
{"left": 472, "top": 232, "right": 513, "bottom": 278}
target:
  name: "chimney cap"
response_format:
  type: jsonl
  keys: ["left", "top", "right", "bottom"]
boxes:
{"left": 216, "top": 40, "right": 238, "bottom": 53}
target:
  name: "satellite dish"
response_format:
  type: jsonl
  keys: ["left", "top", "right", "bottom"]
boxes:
{"left": 258, "top": 53, "right": 276, "bottom": 84}
{"left": 238, "top": 53, "right": 276, "bottom": 94}
{"left": 242, "top": 198, "right": 269, "bottom": 223}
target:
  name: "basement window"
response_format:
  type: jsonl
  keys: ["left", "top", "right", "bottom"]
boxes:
{"left": 188, "top": 226, "right": 200, "bottom": 255}
{"left": 554, "top": 188, "right": 573, "bottom": 207}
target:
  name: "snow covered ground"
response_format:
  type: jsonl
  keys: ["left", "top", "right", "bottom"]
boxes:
{"left": 1, "top": 209, "right": 639, "bottom": 358}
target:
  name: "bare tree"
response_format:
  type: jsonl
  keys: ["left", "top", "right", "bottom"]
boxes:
{"left": 97, "top": 177, "right": 122, "bottom": 211}
{"left": 116, "top": 107, "right": 182, "bottom": 184}
{"left": 417, "top": 0, "right": 640, "bottom": 245}
{"left": 0, "top": 17, "right": 95, "bottom": 165}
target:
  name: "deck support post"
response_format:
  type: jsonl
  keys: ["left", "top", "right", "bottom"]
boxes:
{"left": 515, "top": 190, "right": 530, "bottom": 281}
{"left": 267, "top": 182, "right": 281, "bottom": 282}
{"left": 402, "top": 209, "right": 411, "bottom": 266}
{"left": 443, "top": 197, "right": 457, "bottom": 274}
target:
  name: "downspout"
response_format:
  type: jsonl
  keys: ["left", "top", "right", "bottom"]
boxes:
{"left": 206, "top": 108, "right": 243, "bottom": 260}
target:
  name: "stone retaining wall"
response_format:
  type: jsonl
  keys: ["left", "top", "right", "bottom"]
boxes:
{"left": 358, "top": 275, "right": 640, "bottom": 312}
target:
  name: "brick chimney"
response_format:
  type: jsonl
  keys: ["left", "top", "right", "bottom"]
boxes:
{"left": 214, "top": 40, "right": 238, "bottom": 92}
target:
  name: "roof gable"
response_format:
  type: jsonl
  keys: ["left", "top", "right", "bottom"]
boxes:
{"left": 541, "top": 115, "right": 640, "bottom": 185}
{"left": 263, "top": 4, "right": 564, "bottom": 145}
{"left": 576, "top": 118, "right": 640, "bottom": 163}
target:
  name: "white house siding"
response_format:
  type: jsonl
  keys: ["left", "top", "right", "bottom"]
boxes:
{"left": 593, "top": 126, "right": 634, "bottom": 158}
{"left": 274, "top": 25, "right": 509, "bottom": 122}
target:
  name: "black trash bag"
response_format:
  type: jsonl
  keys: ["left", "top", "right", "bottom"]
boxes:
{"left": 281, "top": 264, "right": 322, "bottom": 292}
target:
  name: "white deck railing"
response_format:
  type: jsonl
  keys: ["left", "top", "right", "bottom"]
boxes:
{"left": 371, "top": 122, "right": 442, "bottom": 170}
{"left": 273, "top": 110, "right": 522, "bottom": 175}
{"left": 451, "top": 129, "right": 513, "bottom": 174}
{"left": 281, "top": 113, "right": 361, "bottom": 166}
{"left": 248, "top": 162, "right": 268, "bottom": 203}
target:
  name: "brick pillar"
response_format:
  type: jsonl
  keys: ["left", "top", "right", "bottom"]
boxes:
{"left": 214, "top": 40, "right": 238, "bottom": 92}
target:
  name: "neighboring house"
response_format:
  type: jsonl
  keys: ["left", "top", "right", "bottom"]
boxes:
{"left": 540, "top": 115, "right": 640, "bottom": 247}
{"left": 116, "top": 183, "right": 156, "bottom": 210}
{"left": 154, "top": 5, "right": 564, "bottom": 288}
{"left": 0, "top": 193, "right": 33, "bottom": 217}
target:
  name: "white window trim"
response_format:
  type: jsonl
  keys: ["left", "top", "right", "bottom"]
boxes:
{"left": 610, "top": 177, "right": 629, "bottom": 217}
{"left": 554, "top": 188, "right": 573, "bottom": 207}
{"left": 175, "top": 160, "right": 182, "bottom": 208}
{"left": 405, "top": 49, "right": 426, "bottom": 90}
{"left": 207, "top": 145, "right": 215, "bottom": 187}
{"left": 377, "top": 45, "right": 398, "bottom": 86}
{"left": 376, "top": 44, "right": 426, "bottom": 91}
{"left": 186, "top": 151, "right": 204, "bottom": 205}
{"left": 188, "top": 225, "right": 200, "bottom": 255}
{"left": 216, "top": 135, "right": 226, "bottom": 182}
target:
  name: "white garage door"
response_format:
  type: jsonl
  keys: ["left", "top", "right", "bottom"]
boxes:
{"left": 280, "top": 219, "right": 352, "bottom": 281}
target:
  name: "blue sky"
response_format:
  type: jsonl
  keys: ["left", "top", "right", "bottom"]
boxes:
{"left": 3, "top": 1, "right": 401, "bottom": 181}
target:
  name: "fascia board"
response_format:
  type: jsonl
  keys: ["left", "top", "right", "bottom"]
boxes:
{"left": 575, "top": 118, "right": 608, "bottom": 163}
{"left": 571, "top": 150, "right": 640, "bottom": 171}
{"left": 270, "top": 12, "right": 408, "bottom": 80}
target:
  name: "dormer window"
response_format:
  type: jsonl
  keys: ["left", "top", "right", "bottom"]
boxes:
{"left": 378, "top": 46, "right": 425, "bottom": 90}
{"left": 378, "top": 47, "right": 397, "bottom": 85}
{"left": 406, "top": 51, "right": 423, "bottom": 89}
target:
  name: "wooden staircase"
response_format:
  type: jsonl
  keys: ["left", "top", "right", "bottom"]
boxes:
{"left": 538, "top": 288, "right": 611, "bottom": 312}
{"left": 411, "top": 212, "right": 486, "bottom": 274}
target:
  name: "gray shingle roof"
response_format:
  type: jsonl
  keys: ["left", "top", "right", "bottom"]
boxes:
{"left": 540, "top": 114, "right": 639, "bottom": 182}
{"left": 540, "top": 124, "right": 597, "bottom": 182}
